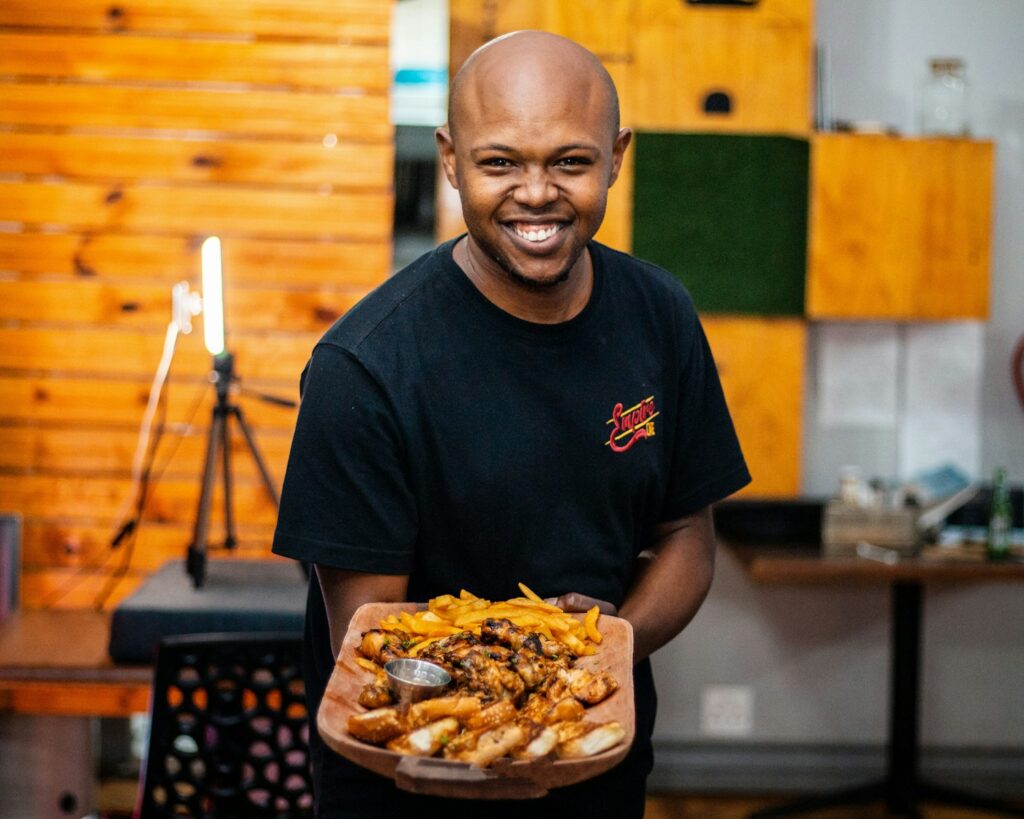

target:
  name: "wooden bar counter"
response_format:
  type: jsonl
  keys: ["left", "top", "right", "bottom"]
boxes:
{"left": 0, "top": 609, "right": 151, "bottom": 717}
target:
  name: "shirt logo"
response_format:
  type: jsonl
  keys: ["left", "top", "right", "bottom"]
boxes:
{"left": 606, "top": 395, "right": 658, "bottom": 453}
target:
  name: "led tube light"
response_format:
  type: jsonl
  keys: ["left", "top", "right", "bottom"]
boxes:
{"left": 201, "top": 236, "right": 225, "bottom": 356}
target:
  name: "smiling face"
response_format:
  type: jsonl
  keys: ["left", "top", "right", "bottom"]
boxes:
{"left": 437, "top": 33, "right": 631, "bottom": 291}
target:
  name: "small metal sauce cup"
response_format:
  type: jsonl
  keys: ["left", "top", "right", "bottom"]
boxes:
{"left": 384, "top": 659, "right": 451, "bottom": 709}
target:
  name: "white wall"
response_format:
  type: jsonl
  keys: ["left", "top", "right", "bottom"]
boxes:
{"left": 653, "top": 0, "right": 1024, "bottom": 754}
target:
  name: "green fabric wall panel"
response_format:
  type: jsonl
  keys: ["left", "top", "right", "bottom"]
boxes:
{"left": 632, "top": 133, "right": 809, "bottom": 316}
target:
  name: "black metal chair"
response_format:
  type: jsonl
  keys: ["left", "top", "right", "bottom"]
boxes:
{"left": 137, "top": 632, "right": 312, "bottom": 818}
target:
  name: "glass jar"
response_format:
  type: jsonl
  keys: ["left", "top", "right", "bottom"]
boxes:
{"left": 919, "top": 58, "right": 969, "bottom": 136}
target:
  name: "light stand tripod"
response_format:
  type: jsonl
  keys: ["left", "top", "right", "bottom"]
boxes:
{"left": 186, "top": 352, "right": 283, "bottom": 588}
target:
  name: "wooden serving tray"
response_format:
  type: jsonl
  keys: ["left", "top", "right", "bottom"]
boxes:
{"left": 317, "top": 601, "right": 635, "bottom": 799}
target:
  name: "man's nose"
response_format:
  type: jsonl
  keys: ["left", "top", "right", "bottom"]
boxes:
{"left": 513, "top": 167, "right": 558, "bottom": 208}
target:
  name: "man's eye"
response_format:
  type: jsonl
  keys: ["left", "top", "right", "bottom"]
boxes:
{"left": 481, "top": 157, "right": 513, "bottom": 168}
{"left": 557, "top": 156, "right": 591, "bottom": 168}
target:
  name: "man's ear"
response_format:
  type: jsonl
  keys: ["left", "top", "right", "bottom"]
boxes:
{"left": 435, "top": 126, "right": 459, "bottom": 190}
{"left": 608, "top": 127, "right": 633, "bottom": 188}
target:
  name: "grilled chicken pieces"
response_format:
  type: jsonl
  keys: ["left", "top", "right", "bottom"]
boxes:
{"left": 350, "top": 615, "right": 623, "bottom": 767}
{"left": 359, "top": 629, "right": 411, "bottom": 665}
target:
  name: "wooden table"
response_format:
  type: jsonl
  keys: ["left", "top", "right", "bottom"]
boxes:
{"left": 733, "top": 547, "right": 1024, "bottom": 818}
{"left": 0, "top": 609, "right": 151, "bottom": 716}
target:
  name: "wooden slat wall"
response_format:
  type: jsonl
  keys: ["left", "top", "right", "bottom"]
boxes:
{"left": 0, "top": 1, "right": 393, "bottom": 608}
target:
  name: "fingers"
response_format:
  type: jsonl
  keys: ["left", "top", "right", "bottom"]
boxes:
{"left": 547, "top": 593, "right": 617, "bottom": 616}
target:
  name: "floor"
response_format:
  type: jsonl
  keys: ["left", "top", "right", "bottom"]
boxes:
{"left": 98, "top": 781, "right": 1022, "bottom": 819}
{"left": 645, "top": 793, "right": 1024, "bottom": 818}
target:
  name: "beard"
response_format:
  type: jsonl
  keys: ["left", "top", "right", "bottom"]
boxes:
{"left": 475, "top": 234, "right": 585, "bottom": 291}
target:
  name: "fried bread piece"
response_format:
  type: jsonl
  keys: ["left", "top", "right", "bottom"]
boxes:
{"left": 387, "top": 717, "right": 461, "bottom": 756}
{"left": 556, "top": 720, "right": 626, "bottom": 759}
{"left": 406, "top": 695, "right": 482, "bottom": 729}
{"left": 346, "top": 706, "right": 406, "bottom": 745}
{"left": 464, "top": 699, "right": 517, "bottom": 731}
{"left": 512, "top": 722, "right": 559, "bottom": 760}
{"left": 449, "top": 721, "right": 527, "bottom": 767}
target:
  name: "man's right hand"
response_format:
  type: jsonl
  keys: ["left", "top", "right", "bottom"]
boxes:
{"left": 546, "top": 592, "right": 617, "bottom": 616}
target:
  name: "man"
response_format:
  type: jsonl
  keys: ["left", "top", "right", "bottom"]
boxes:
{"left": 273, "top": 30, "right": 750, "bottom": 818}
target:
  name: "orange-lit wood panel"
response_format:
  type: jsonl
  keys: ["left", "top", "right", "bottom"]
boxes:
{"left": 0, "top": 426, "right": 294, "bottom": 478}
{"left": 1, "top": 474, "right": 280, "bottom": 530}
{"left": 0, "top": 34, "right": 390, "bottom": 91}
{"left": 702, "top": 317, "right": 805, "bottom": 498}
{"left": 0, "top": 132, "right": 393, "bottom": 190}
{"left": 20, "top": 521, "right": 277, "bottom": 576}
{"left": 0, "top": 233, "right": 389, "bottom": 287}
{"left": 0, "top": 0, "right": 391, "bottom": 41}
{"left": 0, "top": 375, "right": 299, "bottom": 429}
{"left": 0, "top": 327, "right": 319, "bottom": 381}
{"left": 3, "top": 1, "right": 392, "bottom": 607}
{"left": 807, "top": 134, "right": 993, "bottom": 319}
{"left": 0, "top": 83, "right": 392, "bottom": 141}
{"left": 0, "top": 181, "right": 392, "bottom": 240}
{"left": 1, "top": 280, "right": 370, "bottom": 331}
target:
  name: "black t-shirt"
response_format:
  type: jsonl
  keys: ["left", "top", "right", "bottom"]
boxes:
{"left": 273, "top": 237, "right": 749, "bottom": 817}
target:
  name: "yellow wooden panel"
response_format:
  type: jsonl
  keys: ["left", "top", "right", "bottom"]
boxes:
{"left": 0, "top": 181, "right": 392, "bottom": 241}
{"left": 0, "top": 233, "right": 390, "bottom": 287}
{"left": 0, "top": 82, "right": 391, "bottom": 141}
{"left": 0, "top": 375, "right": 299, "bottom": 428}
{"left": 449, "top": 0, "right": 635, "bottom": 71}
{"left": 0, "top": 326, "right": 318, "bottom": 382}
{"left": 21, "top": 520, "right": 275, "bottom": 573}
{"left": 0, "top": 280, "right": 369, "bottom": 331}
{"left": 807, "top": 134, "right": 993, "bottom": 320}
{"left": 702, "top": 317, "right": 805, "bottom": 498}
{"left": 910, "top": 139, "right": 993, "bottom": 319}
{"left": 631, "top": 0, "right": 811, "bottom": 135}
{"left": 594, "top": 142, "right": 633, "bottom": 252}
{"left": 0, "top": 0, "right": 391, "bottom": 42}
{"left": 0, "top": 473, "right": 279, "bottom": 526}
{"left": 0, "top": 132, "right": 393, "bottom": 190}
{"left": 0, "top": 425, "right": 293, "bottom": 479}
{"left": 0, "top": 34, "right": 390, "bottom": 92}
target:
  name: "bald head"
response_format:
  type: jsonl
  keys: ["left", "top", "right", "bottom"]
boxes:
{"left": 447, "top": 31, "right": 620, "bottom": 142}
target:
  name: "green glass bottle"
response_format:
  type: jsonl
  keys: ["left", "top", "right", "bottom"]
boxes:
{"left": 987, "top": 467, "right": 1012, "bottom": 560}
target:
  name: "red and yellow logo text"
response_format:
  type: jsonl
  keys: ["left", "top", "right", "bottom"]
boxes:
{"left": 606, "top": 395, "right": 658, "bottom": 453}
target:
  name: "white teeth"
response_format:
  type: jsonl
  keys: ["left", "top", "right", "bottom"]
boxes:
{"left": 514, "top": 225, "right": 560, "bottom": 242}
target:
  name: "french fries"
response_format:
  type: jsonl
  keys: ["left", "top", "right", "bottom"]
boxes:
{"left": 375, "top": 583, "right": 603, "bottom": 655}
